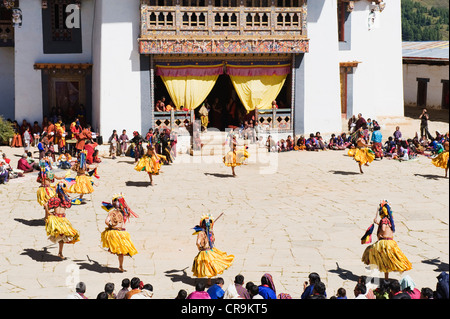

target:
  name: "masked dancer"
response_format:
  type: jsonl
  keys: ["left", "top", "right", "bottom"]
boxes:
{"left": 431, "top": 141, "right": 449, "bottom": 177}
{"left": 192, "top": 214, "right": 234, "bottom": 286}
{"left": 101, "top": 194, "right": 139, "bottom": 272}
{"left": 361, "top": 201, "right": 412, "bottom": 280}
{"left": 134, "top": 144, "right": 164, "bottom": 186}
{"left": 223, "top": 135, "right": 249, "bottom": 177}
{"left": 348, "top": 129, "right": 375, "bottom": 174}
{"left": 45, "top": 182, "right": 80, "bottom": 259}
{"left": 67, "top": 150, "right": 95, "bottom": 200}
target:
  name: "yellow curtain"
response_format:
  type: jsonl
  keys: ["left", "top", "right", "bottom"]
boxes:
{"left": 229, "top": 74, "right": 287, "bottom": 112}
{"left": 160, "top": 75, "right": 219, "bottom": 110}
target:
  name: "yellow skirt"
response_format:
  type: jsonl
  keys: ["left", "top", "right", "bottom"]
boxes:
{"left": 134, "top": 154, "right": 161, "bottom": 175}
{"left": 348, "top": 147, "right": 375, "bottom": 165}
{"left": 192, "top": 247, "right": 234, "bottom": 278}
{"left": 362, "top": 239, "right": 412, "bottom": 273}
{"left": 294, "top": 145, "right": 306, "bottom": 151}
{"left": 37, "top": 186, "right": 56, "bottom": 206}
{"left": 223, "top": 149, "right": 249, "bottom": 167}
{"left": 101, "top": 228, "right": 138, "bottom": 256}
{"left": 68, "top": 175, "right": 94, "bottom": 194}
{"left": 431, "top": 151, "right": 449, "bottom": 169}
{"left": 45, "top": 215, "right": 80, "bottom": 244}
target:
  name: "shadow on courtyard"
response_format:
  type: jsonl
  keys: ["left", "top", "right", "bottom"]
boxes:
{"left": 21, "top": 247, "right": 63, "bottom": 262}
{"left": 164, "top": 267, "right": 201, "bottom": 287}
{"left": 328, "top": 170, "right": 360, "bottom": 176}
{"left": 118, "top": 160, "right": 136, "bottom": 164}
{"left": 73, "top": 256, "right": 124, "bottom": 274}
{"left": 14, "top": 218, "right": 45, "bottom": 227}
{"left": 421, "top": 257, "right": 449, "bottom": 273}
{"left": 327, "top": 262, "right": 360, "bottom": 282}
{"left": 414, "top": 173, "right": 447, "bottom": 180}
{"left": 204, "top": 172, "right": 234, "bottom": 178}
{"left": 125, "top": 181, "right": 152, "bottom": 187}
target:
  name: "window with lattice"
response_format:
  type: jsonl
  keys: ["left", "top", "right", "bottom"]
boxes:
{"left": 51, "top": 0, "right": 74, "bottom": 41}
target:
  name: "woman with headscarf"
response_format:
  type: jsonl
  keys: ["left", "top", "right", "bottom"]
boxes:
{"left": 361, "top": 201, "right": 412, "bottom": 280}
{"left": 191, "top": 214, "right": 234, "bottom": 286}
{"left": 400, "top": 275, "right": 421, "bottom": 299}
{"left": 258, "top": 273, "right": 276, "bottom": 299}
{"left": 45, "top": 182, "right": 80, "bottom": 259}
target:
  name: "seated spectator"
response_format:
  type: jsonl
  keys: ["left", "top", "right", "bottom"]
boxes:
{"left": 207, "top": 277, "right": 225, "bottom": 299}
{"left": 258, "top": 273, "right": 276, "bottom": 299}
{"left": 266, "top": 135, "right": 277, "bottom": 152}
{"left": 175, "top": 289, "right": 187, "bottom": 299}
{"left": 249, "top": 284, "right": 263, "bottom": 299}
{"left": 435, "top": 271, "right": 449, "bottom": 299}
{"left": 286, "top": 135, "right": 294, "bottom": 151}
{"left": 384, "top": 136, "right": 396, "bottom": 157}
{"left": 1, "top": 152, "right": 11, "bottom": 165}
{"left": 305, "top": 134, "right": 319, "bottom": 151}
{"left": 388, "top": 279, "right": 404, "bottom": 299}
{"left": 358, "top": 275, "right": 375, "bottom": 299}
{"left": 116, "top": 278, "right": 130, "bottom": 299}
{"left": 393, "top": 126, "right": 402, "bottom": 142}
{"left": 336, "top": 287, "right": 347, "bottom": 299}
{"left": 373, "top": 279, "right": 390, "bottom": 299}
{"left": 308, "top": 281, "right": 327, "bottom": 299}
{"left": 301, "top": 272, "right": 322, "bottom": 299}
{"left": 187, "top": 282, "right": 211, "bottom": 299}
{"left": 340, "top": 133, "right": 352, "bottom": 149}
{"left": 0, "top": 161, "right": 9, "bottom": 184}
{"left": 278, "top": 139, "right": 286, "bottom": 152}
{"left": 400, "top": 275, "right": 421, "bottom": 299}
{"left": 353, "top": 283, "right": 367, "bottom": 299}
{"left": 315, "top": 132, "right": 327, "bottom": 150}
{"left": 125, "top": 277, "right": 142, "bottom": 299}
{"left": 430, "top": 140, "right": 444, "bottom": 156}
{"left": 104, "top": 282, "right": 116, "bottom": 299}
{"left": 130, "top": 284, "right": 153, "bottom": 299}
{"left": 328, "top": 134, "right": 338, "bottom": 150}
{"left": 294, "top": 135, "right": 306, "bottom": 150}
{"left": 224, "top": 274, "right": 249, "bottom": 299}
{"left": 420, "top": 287, "right": 434, "bottom": 299}
{"left": 17, "top": 153, "right": 34, "bottom": 173}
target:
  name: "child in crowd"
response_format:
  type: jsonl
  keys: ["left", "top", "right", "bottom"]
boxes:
{"left": 119, "top": 130, "right": 129, "bottom": 156}
{"left": 108, "top": 130, "right": 119, "bottom": 160}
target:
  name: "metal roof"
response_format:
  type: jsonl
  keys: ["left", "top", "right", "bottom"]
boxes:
{"left": 402, "top": 41, "right": 449, "bottom": 61}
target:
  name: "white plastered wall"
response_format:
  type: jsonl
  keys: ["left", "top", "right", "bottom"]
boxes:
{"left": 338, "top": 0, "right": 404, "bottom": 120}
{"left": 92, "top": 0, "right": 142, "bottom": 138}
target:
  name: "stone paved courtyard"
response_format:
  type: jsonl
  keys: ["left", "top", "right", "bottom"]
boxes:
{"left": 0, "top": 117, "right": 448, "bottom": 299}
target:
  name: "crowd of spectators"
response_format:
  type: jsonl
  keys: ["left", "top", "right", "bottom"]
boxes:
{"left": 67, "top": 271, "right": 449, "bottom": 300}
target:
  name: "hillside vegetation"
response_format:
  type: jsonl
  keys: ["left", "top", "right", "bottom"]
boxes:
{"left": 402, "top": 0, "right": 449, "bottom": 41}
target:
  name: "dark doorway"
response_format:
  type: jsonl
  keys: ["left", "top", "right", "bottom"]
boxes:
{"left": 206, "top": 74, "right": 246, "bottom": 130}
{"left": 417, "top": 78, "right": 429, "bottom": 107}
{"left": 442, "top": 80, "right": 449, "bottom": 110}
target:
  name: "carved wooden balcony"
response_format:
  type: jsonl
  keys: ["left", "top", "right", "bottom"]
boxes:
{"left": 139, "top": 0, "right": 309, "bottom": 54}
